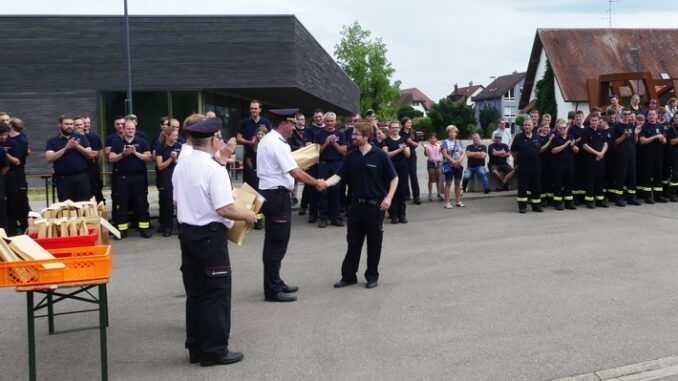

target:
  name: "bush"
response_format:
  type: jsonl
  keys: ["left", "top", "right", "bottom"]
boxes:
{"left": 414, "top": 117, "right": 433, "bottom": 136}
{"left": 484, "top": 122, "right": 496, "bottom": 139}
{"left": 515, "top": 115, "right": 526, "bottom": 126}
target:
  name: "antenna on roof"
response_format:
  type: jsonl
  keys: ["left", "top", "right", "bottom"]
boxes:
{"left": 606, "top": 0, "right": 616, "bottom": 28}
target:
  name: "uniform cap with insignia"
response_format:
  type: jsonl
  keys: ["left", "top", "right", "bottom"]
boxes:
{"left": 184, "top": 117, "right": 223, "bottom": 139}
{"left": 269, "top": 108, "right": 299, "bottom": 125}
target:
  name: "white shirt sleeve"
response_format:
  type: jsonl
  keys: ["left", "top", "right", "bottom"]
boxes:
{"left": 208, "top": 165, "right": 234, "bottom": 210}
{"left": 275, "top": 143, "right": 299, "bottom": 174}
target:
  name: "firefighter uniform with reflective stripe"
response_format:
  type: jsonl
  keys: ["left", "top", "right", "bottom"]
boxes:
{"left": 638, "top": 122, "right": 667, "bottom": 203}
{"left": 550, "top": 133, "right": 577, "bottom": 210}
{"left": 665, "top": 124, "right": 678, "bottom": 202}
{"left": 611, "top": 121, "right": 639, "bottom": 204}
{"left": 538, "top": 133, "right": 554, "bottom": 205}
{"left": 580, "top": 125, "right": 608, "bottom": 207}
{"left": 568, "top": 124, "right": 586, "bottom": 202}
{"left": 111, "top": 137, "right": 151, "bottom": 235}
{"left": 510, "top": 132, "right": 542, "bottom": 212}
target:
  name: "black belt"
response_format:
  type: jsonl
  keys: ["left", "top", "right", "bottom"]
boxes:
{"left": 179, "top": 222, "right": 227, "bottom": 231}
{"left": 262, "top": 186, "right": 290, "bottom": 194}
{"left": 354, "top": 198, "right": 381, "bottom": 206}
{"left": 320, "top": 160, "right": 341, "bottom": 164}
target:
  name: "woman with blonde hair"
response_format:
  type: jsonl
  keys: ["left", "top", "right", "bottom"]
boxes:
{"left": 440, "top": 125, "right": 465, "bottom": 209}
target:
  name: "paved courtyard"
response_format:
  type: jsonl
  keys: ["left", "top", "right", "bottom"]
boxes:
{"left": 3, "top": 192, "right": 678, "bottom": 380}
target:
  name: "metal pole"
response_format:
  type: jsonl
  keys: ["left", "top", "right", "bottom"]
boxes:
{"left": 124, "top": 0, "right": 133, "bottom": 115}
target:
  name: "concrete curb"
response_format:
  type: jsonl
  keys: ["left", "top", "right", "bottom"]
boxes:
{"left": 551, "top": 354, "right": 678, "bottom": 381}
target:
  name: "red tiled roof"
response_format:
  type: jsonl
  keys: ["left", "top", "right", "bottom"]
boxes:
{"left": 520, "top": 28, "right": 678, "bottom": 107}
{"left": 400, "top": 88, "right": 434, "bottom": 110}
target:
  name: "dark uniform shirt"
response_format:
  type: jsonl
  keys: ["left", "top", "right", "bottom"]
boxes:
{"left": 85, "top": 132, "right": 103, "bottom": 152}
{"left": 155, "top": 142, "right": 182, "bottom": 171}
{"left": 337, "top": 144, "right": 397, "bottom": 200}
{"left": 105, "top": 133, "right": 122, "bottom": 149}
{"left": 612, "top": 122, "right": 636, "bottom": 154}
{"left": 399, "top": 130, "right": 417, "bottom": 157}
{"left": 0, "top": 145, "right": 8, "bottom": 174}
{"left": 304, "top": 124, "right": 324, "bottom": 145}
{"left": 239, "top": 116, "right": 271, "bottom": 142}
{"left": 111, "top": 137, "right": 150, "bottom": 174}
{"left": 568, "top": 124, "right": 586, "bottom": 150}
{"left": 510, "top": 132, "right": 541, "bottom": 165}
{"left": 639, "top": 122, "right": 665, "bottom": 150}
{"left": 313, "top": 129, "right": 347, "bottom": 162}
{"left": 383, "top": 135, "right": 409, "bottom": 164}
{"left": 488, "top": 143, "right": 510, "bottom": 166}
{"left": 9, "top": 133, "right": 29, "bottom": 167}
{"left": 466, "top": 144, "right": 487, "bottom": 168}
{"left": 45, "top": 133, "right": 91, "bottom": 175}
{"left": 551, "top": 134, "right": 575, "bottom": 164}
{"left": 2, "top": 139, "right": 21, "bottom": 170}
{"left": 288, "top": 128, "right": 305, "bottom": 151}
{"left": 538, "top": 134, "right": 552, "bottom": 161}
{"left": 580, "top": 126, "right": 606, "bottom": 155}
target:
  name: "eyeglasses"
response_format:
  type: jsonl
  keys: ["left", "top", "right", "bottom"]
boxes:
{"left": 351, "top": 133, "right": 363, "bottom": 137}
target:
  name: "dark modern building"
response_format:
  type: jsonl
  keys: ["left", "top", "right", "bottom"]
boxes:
{"left": 0, "top": 15, "right": 359, "bottom": 176}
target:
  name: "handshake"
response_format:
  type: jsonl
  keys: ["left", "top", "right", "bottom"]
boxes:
{"left": 315, "top": 179, "right": 328, "bottom": 192}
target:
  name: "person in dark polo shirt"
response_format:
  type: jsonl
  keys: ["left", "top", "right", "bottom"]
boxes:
{"left": 325, "top": 121, "right": 397, "bottom": 289}
{"left": 462, "top": 132, "right": 490, "bottom": 194}
{"left": 45, "top": 115, "right": 92, "bottom": 202}
{"left": 109, "top": 120, "right": 152, "bottom": 239}
{"left": 313, "top": 112, "right": 347, "bottom": 227}
{"left": 82, "top": 115, "right": 105, "bottom": 204}
{"left": 0, "top": 123, "right": 12, "bottom": 230}
{"left": 581, "top": 112, "right": 609, "bottom": 209}
{"left": 237, "top": 99, "right": 271, "bottom": 187}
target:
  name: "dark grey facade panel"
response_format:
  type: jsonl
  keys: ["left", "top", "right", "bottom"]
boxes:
{"left": 0, "top": 15, "right": 359, "bottom": 176}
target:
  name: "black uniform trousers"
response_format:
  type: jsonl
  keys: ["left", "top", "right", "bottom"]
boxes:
{"left": 318, "top": 160, "right": 341, "bottom": 221}
{"left": 341, "top": 200, "right": 384, "bottom": 282}
{"left": 639, "top": 149, "right": 663, "bottom": 199}
{"left": 388, "top": 161, "right": 409, "bottom": 219}
{"left": 306, "top": 165, "right": 319, "bottom": 218}
{"left": 573, "top": 154, "right": 586, "bottom": 200}
{"left": 669, "top": 149, "right": 678, "bottom": 195}
{"left": 180, "top": 222, "right": 232, "bottom": 360}
{"left": 54, "top": 172, "right": 91, "bottom": 202}
{"left": 662, "top": 146, "right": 672, "bottom": 194}
{"left": 516, "top": 162, "right": 541, "bottom": 208}
{"left": 0, "top": 174, "right": 7, "bottom": 230}
{"left": 614, "top": 148, "right": 637, "bottom": 199}
{"left": 4, "top": 167, "right": 29, "bottom": 235}
{"left": 88, "top": 163, "right": 105, "bottom": 204}
{"left": 157, "top": 172, "right": 174, "bottom": 231}
{"left": 540, "top": 155, "right": 553, "bottom": 201}
{"left": 406, "top": 154, "right": 420, "bottom": 200}
{"left": 260, "top": 188, "right": 292, "bottom": 297}
{"left": 584, "top": 156, "right": 606, "bottom": 202}
{"left": 551, "top": 161, "right": 574, "bottom": 203}
{"left": 605, "top": 149, "right": 617, "bottom": 199}
{"left": 114, "top": 173, "right": 150, "bottom": 231}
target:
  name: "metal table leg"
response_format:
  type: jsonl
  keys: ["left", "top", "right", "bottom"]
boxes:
{"left": 27, "top": 292, "right": 36, "bottom": 381}
{"left": 47, "top": 292, "right": 55, "bottom": 334}
{"left": 98, "top": 284, "right": 108, "bottom": 381}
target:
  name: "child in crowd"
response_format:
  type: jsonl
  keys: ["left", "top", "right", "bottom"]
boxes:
{"left": 423, "top": 132, "right": 444, "bottom": 201}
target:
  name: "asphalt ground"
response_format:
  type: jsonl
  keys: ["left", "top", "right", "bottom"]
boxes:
{"left": 3, "top": 191, "right": 678, "bottom": 380}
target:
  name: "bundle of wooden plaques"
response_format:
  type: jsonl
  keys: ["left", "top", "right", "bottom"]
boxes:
{"left": 36, "top": 198, "right": 107, "bottom": 220}
{"left": 25, "top": 198, "right": 120, "bottom": 243}
{"left": 0, "top": 229, "right": 64, "bottom": 283}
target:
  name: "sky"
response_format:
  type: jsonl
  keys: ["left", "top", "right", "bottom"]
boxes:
{"left": 4, "top": 0, "right": 678, "bottom": 101}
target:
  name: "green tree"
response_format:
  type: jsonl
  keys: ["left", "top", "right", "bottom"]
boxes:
{"left": 427, "top": 98, "right": 477, "bottom": 139}
{"left": 533, "top": 60, "right": 558, "bottom": 126}
{"left": 478, "top": 105, "right": 500, "bottom": 138}
{"left": 396, "top": 106, "right": 424, "bottom": 121}
{"left": 414, "top": 117, "right": 433, "bottom": 136}
{"left": 515, "top": 115, "right": 526, "bottom": 126}
{"left": 335, "top": 21, "right": 401, "bottom": 119}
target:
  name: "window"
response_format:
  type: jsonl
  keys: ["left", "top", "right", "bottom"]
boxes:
{"left": 504, "top": 106, "right": 516, "bottom": 117}
{"left": 504, "top": 88, "right": 515, "bottom": 100}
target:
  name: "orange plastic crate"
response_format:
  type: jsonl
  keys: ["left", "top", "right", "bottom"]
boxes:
{"left": 28, "top": 228, "right": 98, "bottom": 250}
{"left": 0, "top": 245, "right": 111, "bottom": 288}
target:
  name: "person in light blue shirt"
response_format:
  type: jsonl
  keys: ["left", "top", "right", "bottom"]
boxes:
{"left": 491, "top": 118, "right": 512, "bottom": 145}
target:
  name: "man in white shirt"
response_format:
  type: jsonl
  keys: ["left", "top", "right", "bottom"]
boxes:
{"left": 491, "top": 118, "right": 512, "bottom": 145}
{"left": 172, "top": 117, "right": 256, "bottom": 367}
{"left": 257, "top": 108, "right": 327, "bottom": 302}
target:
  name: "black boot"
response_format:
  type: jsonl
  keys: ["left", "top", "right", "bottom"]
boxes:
{"left": 564, "top": 200, "right": 577, "bottom": 210}
{"left": 555, "top": 201, "right": 564, "bottom": 211}
{"left": 596, "top": 200, "right": 609, "bottom": 208}
{"left": 531, "top": 203, "right": 543, "bottom": 212}
{"left": 626, "top": 196, "right": 641, "bottom": 205}
{"left": 615, "top": 198, "right": 626, "bottom": 207}
{"left": 518, "top": 202, "right": 527, "bottom": 214}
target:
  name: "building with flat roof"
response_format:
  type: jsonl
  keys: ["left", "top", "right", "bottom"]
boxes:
{"left": 0, "top": 15, "right": 359, "bottom": 175}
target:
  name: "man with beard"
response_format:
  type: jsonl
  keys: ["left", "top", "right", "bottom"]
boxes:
{"left": 45, "top": 115, "right": 92, "bottom": 201}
